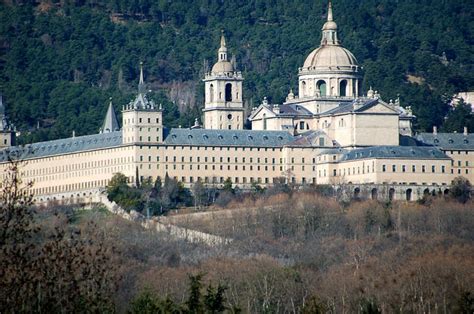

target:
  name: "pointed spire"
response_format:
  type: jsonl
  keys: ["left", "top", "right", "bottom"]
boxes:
{"left": 218, "top": 30, "right": 228, "bottom": 62}
{"left": 138, "top": 61, "right": 146, "bottom": 94}
{"left": 220, "top": 29, "right": 226, "bottom": 48}
{"left": 327, "top": 0, "right": 333, "bottom": 22}
{"left": 321, "top": 0, "right": 339, "bottom": 45}
{"left": 101, "top": 98, "right": 120, "bottom": 133}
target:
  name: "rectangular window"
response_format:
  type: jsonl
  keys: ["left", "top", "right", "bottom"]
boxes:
{"left": 382, "top": 165, "right": 386, "bottom": 172}
{"left": 422, "top": 165, "right": 425, "bottom": 173}
{"left": 392, "top": 165, "right": 396, "bottom": 172}
{"left": 442, "top": 166, "right": 445, "bottom": 173}
{"left": 402, "top": 165, "right": 406, "bottom": 172}
{"left": 432, "top": 165, "right": 435, "bottom": 172}
{"left": 412, "top": 165, "right": 416, "bottom": 172}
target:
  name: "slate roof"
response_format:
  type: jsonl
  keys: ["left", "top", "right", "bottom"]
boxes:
{"left": 277, "top": 104, "right": 313, "bottom": 116}
{"left": 287, "top": 130, "right": 339, "bottom": 147}
{"left": 339, "top": 146, "right": 449, "bottom": 162}
{"left": 163, "top": 128, "right": 294, "bottom": 147}
{"left": 323, "top": 98, "right": 381, "bottom": 115}
{"left": 416, "top": 133, "right": 474, "bottom": 150}
{"left": 0, "top": 131, "right": 122, "bottom": 162}
{"left": 100, "top": 102, "right": 120, "bottom": 133}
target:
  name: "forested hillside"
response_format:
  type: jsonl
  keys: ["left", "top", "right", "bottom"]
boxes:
{"left": 0, "top": 0, "right": 473, "bottom": 143}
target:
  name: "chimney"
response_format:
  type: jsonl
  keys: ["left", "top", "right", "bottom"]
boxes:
{"left": 433, "top": 126, "right": 437, "bottom": 136}
{"left": 464, "top": 127, "right": 468, "bottom": 136}
{"left": 273, "top": 104, "right": 280, "bottom": 114}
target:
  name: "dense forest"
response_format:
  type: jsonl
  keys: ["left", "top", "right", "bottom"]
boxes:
{"left": 0, "top": 0, "right": 473, "bottom": 143}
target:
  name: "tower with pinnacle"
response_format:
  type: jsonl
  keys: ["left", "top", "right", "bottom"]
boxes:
{"left": 122, "top": 63, "right": 163, "bottom": 144}
{"left": 0, "top": 95, "right": 16, "bottom": 148}
{"left": 203, "top": 31, "right": 244, "bottom": 130}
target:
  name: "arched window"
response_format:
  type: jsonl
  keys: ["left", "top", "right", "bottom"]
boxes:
{"left": 316, "top": 80, "right": 326, "bottom": 96}
{"left": 225, "top": 83, "right": 232, "bottom": 101}
{"left": 210, "top": 84, "right": 214, "bottom": 102}
{"left": 263, "top": 113, "right": 267, "bottom": 130}
{"left": 339, "top": 80, "right": 347, "bottom": 97}
{"left": 302, "top": 81, "right": 307, "bottom": 96}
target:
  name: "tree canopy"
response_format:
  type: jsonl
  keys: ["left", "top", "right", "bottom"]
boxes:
{"left": 0, "top": 0, "right": 473, "bottom": 143}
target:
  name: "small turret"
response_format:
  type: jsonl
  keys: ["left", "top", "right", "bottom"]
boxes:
{"left": 100, "top": 98, "right": 120, "bottom": 133}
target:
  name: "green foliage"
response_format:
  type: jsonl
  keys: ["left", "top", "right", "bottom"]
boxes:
{"left": 223, "top": 177, "right": 234, "bottom": 194}
{"left": 450, "top": 176, "right": 472, "bottom": 204}
{"left": 302, "top": 296, "right": 326, "bottom": 314}
{"left": 442, "top": 101, "right": 474, "bottom": 133}
{"left": 129, "top": 274, "right": 228, "bottom": 314}
{"left": 1, "top": 0, "right": 473, "bottom": 141}
{"left": 129, "top": 289, "right": 182, "bottom": 314}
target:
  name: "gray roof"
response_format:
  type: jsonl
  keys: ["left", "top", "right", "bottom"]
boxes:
{"left": 0, "top": 131, "right": 122, "bottom": 162}
{"left": 340, "top": 146, "right": 449, "bottom": 162}
{"left": 416, "top": 132, "right": 474, "bottom": 150}
{"left": 277, "top": 104, "right": 313, "bottom": 117}
{"left": 100, "top": 102, "right": 120, "bottom": 133}
{"left": 323, "top": 98, "right": 380, "bottom": 115}
{"left": 288, "top": 130, "right": 339, "bottom": 147}
{"left": 163, "top": 128, "right": 294, "bottom": 147}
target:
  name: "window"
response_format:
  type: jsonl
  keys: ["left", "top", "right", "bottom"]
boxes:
{"left": 225, "top": 83, "right": 232, "bottom": 101}
{"left": 339, "top": 80, "right": 347, "bottom": 96}
{"left": 422, "top": 165, "right": 425, "bottom": 173}
{"left": 316, "top": 80, "right": 326, "bottom": 96}
{"left": 412, "top": 165, "right": 416, "bottom": 172}
{"left": 382, "top": 165, "right": 386, "bottom": 172}
{"left": 402, "top": 165, "right": 406, "bottom": 172}
{"left": 442, "top": 166, "right": 445, "bottom": 173}
{"left": 392, "top": 165, "right": 396, "bottom": 172}
{"left": 432, "top": 165, "right": 435, "bottom": 172}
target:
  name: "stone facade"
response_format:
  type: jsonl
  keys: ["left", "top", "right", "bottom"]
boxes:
{"left": 0, "top": 2, "right": 472, "bottom": 202}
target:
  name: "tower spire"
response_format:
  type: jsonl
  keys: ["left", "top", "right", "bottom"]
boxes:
{"left": 327, "top": 0, "right": 333, "bottom": 22}
{"left": 218, "top": 30, "right": 228, "bottom": 62}
{"left": 101, "top": 97, "right": 119, "bottom": 133}
{"left": 138, "top": 61, "right": 146, "bottom": 94}
{"left": 321, "top": 0, "right": 339, "bottom": 45}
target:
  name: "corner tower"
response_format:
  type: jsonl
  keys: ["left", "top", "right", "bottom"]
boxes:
{"left": 122, "top": 63, "right": 163, "bottom": 144}
{"left": 298, "top": 1, "right": 362, "bottom": 100}
{"left": 203, "top": 31, "right": 244, "bottom": 130}
{"left": 0, "top": 95, "right": 16, "bottom": 149}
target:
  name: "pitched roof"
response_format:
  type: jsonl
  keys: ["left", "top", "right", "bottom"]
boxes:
{"left": 163, "top": 128, "right": 294, "bottom": 147}
{"left": 322, "top": 98, "right": 398, "bottom": 116}
{"left": 0, "top": 131, "right": 122, "bottom": 162}
{"left": 287, "top": 130, "right": 339, "bottom": 147}
{"left": 416, "top": 132, "right": 474, "bottom": 150}
{"left": 100, "top": 101, "right": 120, "bottom": 133}
{"left": 277, "top": 104, "right": 313, "bottom": 116}
{"left": 339, "top": 146, "right": 449, "bottom": 162}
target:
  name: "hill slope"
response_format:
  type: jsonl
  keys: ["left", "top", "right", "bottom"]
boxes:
{"left": 0, "top": 0, "right": 473, "bottom": 142}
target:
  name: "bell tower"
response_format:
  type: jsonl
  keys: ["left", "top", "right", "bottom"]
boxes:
{"left": 203, "top": 31, "right": 244, "bottom": 130}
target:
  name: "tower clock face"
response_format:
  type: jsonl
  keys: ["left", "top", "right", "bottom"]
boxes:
{"left": 227, "top": 114, "right": 233, "bottom": 120}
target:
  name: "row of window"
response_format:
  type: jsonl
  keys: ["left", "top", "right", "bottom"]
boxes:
{"left": 382, "top": 164, "right": 446, "bottom": 173}
{"left": 123, "top": 117, "right": 160, "bottom": 125}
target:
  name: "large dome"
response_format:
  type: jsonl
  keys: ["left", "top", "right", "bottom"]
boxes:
{"left": 211, "top": 60, "right": 234, "bottom": 74}
{"left": 303, "top": 45, "right": 358, "bottom": 69}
